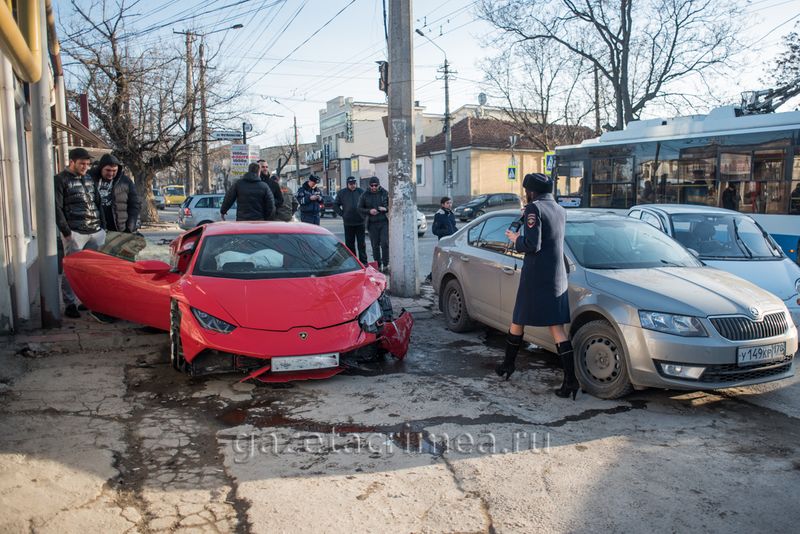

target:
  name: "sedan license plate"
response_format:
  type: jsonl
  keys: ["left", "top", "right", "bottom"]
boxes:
{"left": 271, "top": 353, "right": 339, "bottom": 372}
{"left": 736, "top": 343, "right": 786, "bottom": 367}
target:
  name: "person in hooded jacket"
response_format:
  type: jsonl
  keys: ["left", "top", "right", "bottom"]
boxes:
{"left": 296, "top": 175, "right": 322, "bottom": 224}
{"left": 272, "top": 175, "right": 299, "bottom": 222}
{"left": 90, "top": 154, "right": 140, "bottom": 233}
{"left": 258, "top": 159, "right": 284, "bottom": 219}
{"left": 358, "top": 176, "right": 390, "bottom": 272}
{"left": 335, "top": 176, "right": 368, "bottom": 263}
{"left": 220, "top": 162, "right": 275, "bottom": 221}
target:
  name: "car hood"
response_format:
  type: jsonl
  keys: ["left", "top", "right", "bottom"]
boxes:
{"left": 701, "top": 259, "right": 800, "bottom": 300}
{"left": 585, "top": 267, "right": 783, "bottom": 317}
{"left": 187, "top": 269, "right": 384, "bottom": 330}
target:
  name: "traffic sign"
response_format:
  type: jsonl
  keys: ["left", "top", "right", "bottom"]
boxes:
{"left": 507, "top": 165, "right": 517, "bottom": 181}
{"left": 211, "top": 129, "right": 243, "bottom": 140}
{"left": 545, "top": 151, "right": 555, "bottom": 173}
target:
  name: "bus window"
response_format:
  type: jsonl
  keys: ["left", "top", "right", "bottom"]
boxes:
{"left": 791, "top": 155, "right": 800, "bottom": 215}
{"left": 556, "top": 160, "right": 583, "bottom": 206}
{"left": 590, "top": 158, "right": 633, "bottom": 208}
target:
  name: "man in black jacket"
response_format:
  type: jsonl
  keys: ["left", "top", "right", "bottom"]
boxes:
{"left": 90, "top": 154, "right": 140, "bottom": 233}
{"left": 258, "top": 159, "right": 283, "bottom": 219}
{"left": 220, "top": 162, "right": 275, "bottom": 221}
{"left": 55, "top": 147, "right": 106, "bottom": 318}
{"left": 335, "top": 176, "right": 368, "bottom": 263}
{"left": 358, "top": 176, "right": 390, "bottom": 272}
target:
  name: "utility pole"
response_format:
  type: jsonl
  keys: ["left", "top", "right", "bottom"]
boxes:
{"left": 199, "top": 39, "right": 210, "bottom": 193}
{"left": 183, "top": 31, "right": 196, "bottom": 194}
{"left": 594, "top": 64, "right": 601, "bottom": 135}
{"left": 293, "top": 115, "right": 300, "bottom": 186}
{"left": 388, "top": 0, "right": 418, "bottom": 297}
{"left": 443, "top": 58, "right": 452, "bottom": 199}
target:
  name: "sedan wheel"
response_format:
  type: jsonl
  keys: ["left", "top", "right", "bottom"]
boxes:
{"left": 442, "top": 278, "right": 475, "bottom": 332}
{"left": 169, "top": 300, "right": 186, "bottom": 372}
{"left": 573, "top": 320, "right": 633, "bottom": 399}
{"left": 474, "top": 210, "right": 485, "bottom": 218}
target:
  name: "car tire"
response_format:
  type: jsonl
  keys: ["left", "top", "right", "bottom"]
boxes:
{"left": 442, "top": 278, "right": 475, "bottom": 332}
{"left": 474, "top": 210, "right": 485, "bottom": 218}
{"left": 573, "top": 320, "right": 633, "bottom": 399}
{"left": 169, "top": 300, "right": 186, "bottom": 372}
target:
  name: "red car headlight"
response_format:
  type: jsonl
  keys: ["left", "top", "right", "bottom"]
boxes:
{"left": 191, "top": 307, "right": 236, "bottom": 334}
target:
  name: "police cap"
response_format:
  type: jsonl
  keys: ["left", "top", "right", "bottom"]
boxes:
{"left": 522, "top": 173, "right": 553, "bottom": 194}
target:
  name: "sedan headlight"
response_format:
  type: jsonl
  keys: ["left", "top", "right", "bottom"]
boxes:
{"left": 463, "top": 207, "right": 473, "bottom": 213}
{"left": 638, "top": 311, "right": 707, "bottom": 337}
{"left": 191, "top": 307, "right": 236, "bottom": 334}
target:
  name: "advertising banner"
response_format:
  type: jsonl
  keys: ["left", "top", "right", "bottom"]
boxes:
{"left": 230, "top": 144, "right": 261, "bottom": 178}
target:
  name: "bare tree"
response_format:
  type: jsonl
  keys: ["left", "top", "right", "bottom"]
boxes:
{"left": 772, "top": 23, "right": 800, "bottom": 86}
{"left": 479, "top": 0, "right": 742, "bottom": 130}
{"left": 61, "top": 0, "right": 245, "bottom": 221}
{"left": 481, "top": 40, "right": 597, "bottom": 150}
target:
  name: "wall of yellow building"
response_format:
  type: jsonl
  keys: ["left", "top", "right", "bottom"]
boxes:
{"left": 469, "top": 149, "right": 544, "bottom": 197}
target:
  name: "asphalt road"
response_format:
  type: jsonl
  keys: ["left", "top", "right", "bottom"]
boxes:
{"left": 142, "top": 207, "right": 440, "bottom": 282}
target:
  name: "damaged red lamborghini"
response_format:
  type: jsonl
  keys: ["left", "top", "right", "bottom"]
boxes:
{"left": 63, "top": 222, "right": 413, "bottom": 383}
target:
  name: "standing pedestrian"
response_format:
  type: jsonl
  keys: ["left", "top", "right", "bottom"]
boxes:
{"left": 358, "top": 176, "right": 389, "bottom": 272}
{"left": 497, "top": 173, "right": 578, "bottom": 400}
{"left": 90, "top": 154, "right": 140, "bottom": 233}
{"left": 273, "top": 176, "right": 299, "bottom": 222}
{"left": 296, "top": 175, "right": 322, "bottom": 225}
{"left": 55, "top": 148, "right": 106, "bottom": 318}
{"left": 335, "top": 176, "right": 368, "bottom": 263}
{"left": 722, "top": 181, "right": 740, "bottom": 211}
{"left": 220, "top": 162, "right": 275, "bottom": 221}
{"left": 431, "top": 196, "right": 457, "bottom": 239}
{"left": 258, "top": 159, "right": 283, "bottom": 219}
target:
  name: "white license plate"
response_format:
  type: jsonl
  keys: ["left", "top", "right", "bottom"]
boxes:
{"left": 271, "top": 353, "right": 339, "bottom": 372}
{"left": 736, "top": 343, "right": 786, "bottom": 367}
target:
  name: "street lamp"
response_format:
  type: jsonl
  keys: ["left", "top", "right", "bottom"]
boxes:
{"left": 415, "top": 29, "right": 452, "bottom": 199}
{"left": 175, "top": 24, "right": 244, "bottom": 193}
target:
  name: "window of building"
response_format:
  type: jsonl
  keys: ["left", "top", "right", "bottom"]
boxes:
{"left": 416, "top": 163, "right": 423, "bottom": 186}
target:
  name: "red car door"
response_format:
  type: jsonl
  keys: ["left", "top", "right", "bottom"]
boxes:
{"left": 63, "top": 250, "right": 179, "bottom": 330}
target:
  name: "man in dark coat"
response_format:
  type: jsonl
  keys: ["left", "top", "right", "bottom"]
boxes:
{"left": 258, "top": 159, "right": 283, "bottom": 219}
{"left": 335, "top": 176, "right": 368, "bottom": 263}
{"left": 431, "top": 196, "right": 457, "bottom": 240}
{"left": 496, "top": 173, "right": 578, "bottom": 400}
{"left": 296, "top": 175, "right": 322, "bottom": 225}
{"left": 358, "top": 176, "right": 390, "bottom": 272}
{"left": 90, "top": 154, "right": 140, "bottom": 233}
{"left": 722, "top": 182, "right": 740, "bottom": 211}
{"left": 220, "top": 162, "right": 275, "bottom": 221}
{"left": 55, "top": 147, "right": 107, "bottom": 318}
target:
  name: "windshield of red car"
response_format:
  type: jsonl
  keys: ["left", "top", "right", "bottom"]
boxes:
{"left": 566, "top": 219, "right": 701, "bottom": 269}
{"left": 193, "top": 233, "right": 361, "bottom": 279}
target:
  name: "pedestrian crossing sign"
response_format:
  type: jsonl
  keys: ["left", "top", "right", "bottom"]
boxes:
{"left": 507, "top": 165, "right": 517, "bottom": 181}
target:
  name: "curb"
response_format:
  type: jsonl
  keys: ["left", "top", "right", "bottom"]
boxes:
{"left": 1, "top": 321, "right": 167, "bottom": 355}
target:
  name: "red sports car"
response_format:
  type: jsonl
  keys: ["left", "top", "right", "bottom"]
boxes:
{"left": 63, "top": 222, "right": 413, "bottom": 383}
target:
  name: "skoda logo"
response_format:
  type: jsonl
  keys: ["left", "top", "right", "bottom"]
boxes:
{"left": 748, "top": 307, "right": 761, "bottom": 319}
{"left": 299, "top": 332, "right": 308, "bottom": 340}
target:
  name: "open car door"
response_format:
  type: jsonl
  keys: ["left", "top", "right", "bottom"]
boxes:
{"left": 63, "top": 250, "right": 179, "bottom": 330}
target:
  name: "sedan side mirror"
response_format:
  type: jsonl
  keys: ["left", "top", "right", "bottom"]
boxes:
{"left": 134, "top": 260, "right": 171, "bottom": 274}
{"left": 564, "top": 255, "right": 576, "bottom": 274}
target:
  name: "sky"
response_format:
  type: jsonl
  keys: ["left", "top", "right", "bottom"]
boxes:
{"left": 56, "top": 0, "right": 800, "bottom": 150}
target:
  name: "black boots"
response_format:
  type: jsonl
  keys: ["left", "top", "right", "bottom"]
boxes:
{"left": 496, "top": 331, "right": 523, "bottom": 380}
{"left": 554, "top": 340, "right": 580, "bottom": 400}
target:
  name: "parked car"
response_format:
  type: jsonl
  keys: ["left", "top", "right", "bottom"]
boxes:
{"left": 417, "top": 209, "right": 427, "bottom": 237}
{"left": 432, "top": 209, "right": 797, "bottom": 399}
{"left": 319, "top": 193, "right": 336, "bottom": 218}
{"left": 63, "top": 222, "right": 413, "bottom": 383}
{"left": 163, "top": 185, "right": 186, "bottom": 207}
{"left": 152, "top": 187, "right": 166, "bottom": 210}
{"left": 628, "top": 204, "right": 800, "bottom": 328}
{"left": 177, "top": 194, "right": 236, "bottom": 230}
{"left": 453, "top": 193, "right": 523, "bottom": 221}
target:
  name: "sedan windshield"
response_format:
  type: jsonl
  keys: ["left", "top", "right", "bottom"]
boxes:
{"left": 466, "top": 196, "right": 487, "bottom": 206}
{"left": 669, "top": 214, "right": 783, "bottom": 260}
{"left": 566, "top": 218, "right": 701, "bottom": 269}
{"left": 194, "top": 233, "right": 361, "bottom": 279}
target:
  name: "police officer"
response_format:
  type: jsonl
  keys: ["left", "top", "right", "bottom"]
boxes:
{"left": 296, "top": 175, "right": 323, "bottom": 225}
{"left": 496, "top": 173, "right": 579, "bottom": 400}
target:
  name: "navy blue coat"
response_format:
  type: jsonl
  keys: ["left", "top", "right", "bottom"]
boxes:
{"left": 432, "top": 208, "right": 457, "bottom": 239}
{"left": 512, "top": 193, "right": 570, "bottom": 326}
{"left": 296, "top": 181, "right": 322, "bottom": 224}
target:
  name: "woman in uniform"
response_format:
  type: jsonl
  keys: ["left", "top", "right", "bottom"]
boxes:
{"left": 495, "top": 173, "right": 579, "bottom": 400}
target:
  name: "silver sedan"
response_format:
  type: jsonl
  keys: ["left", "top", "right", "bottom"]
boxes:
{"left": 432, "top": 209, "right": 798, "bottom": 399}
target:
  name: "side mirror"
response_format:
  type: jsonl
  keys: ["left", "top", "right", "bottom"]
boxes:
{"left": 134, "top": 260, "right": 171, "bottom": 274}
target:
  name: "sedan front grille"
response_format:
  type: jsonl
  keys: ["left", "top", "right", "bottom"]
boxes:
{"left": 709, "top": 312, "right": 787, "bottom": 341}
{"left": 698, "top": 354, "right": 794, "bottom": 383}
